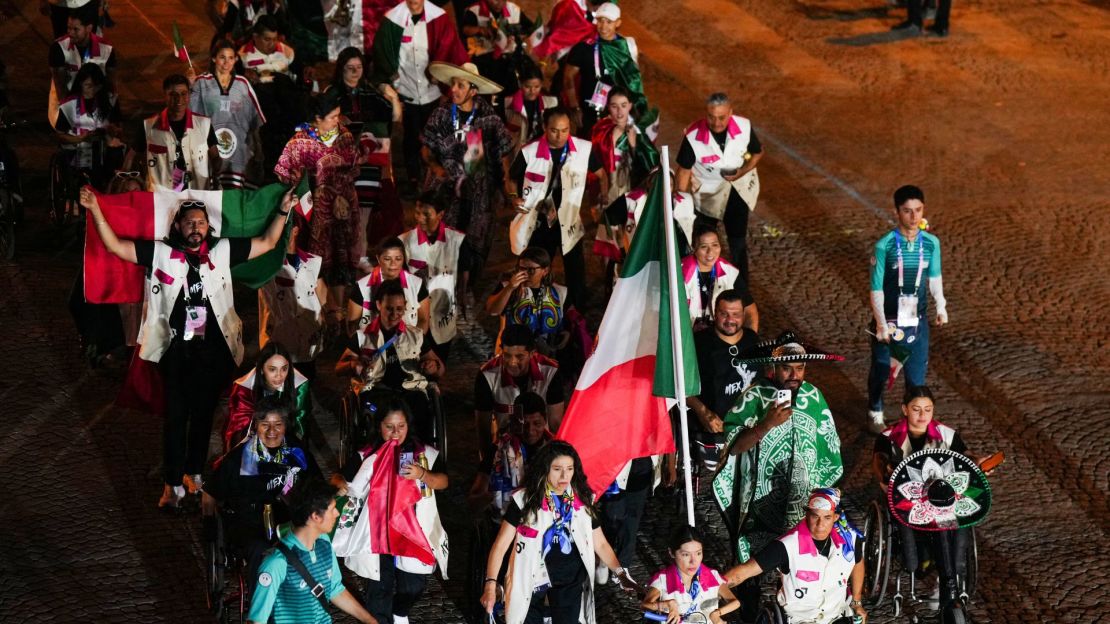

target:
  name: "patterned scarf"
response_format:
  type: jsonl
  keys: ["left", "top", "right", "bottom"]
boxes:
{"left": 541, "top": 487, "right": 575, "bottom": 558}
{"left": 239, "top": 432, "right": 307, "bottom": 495}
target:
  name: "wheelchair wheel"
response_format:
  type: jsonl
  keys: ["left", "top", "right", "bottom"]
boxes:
{"left": 338, "top": 391, "right": 357, "bottom": 470}
{"left": 47, "top": 152, "right": 71, "bottom": 228}
{"left": 959, "top": 528, "right": 978, "bottom": 604}
{"left": 429, "top": 383, "right": 447, "bottom": 467}
{"left": 863, "top": 498, "right": 892, "bottom": 607}
{"left": 941, "top": 602, "right": 970, "bottom": 624}
{"left": 465, "top": 517, "right": 496, "bottom": 624}
{"left": 756, "top": 600, "right": 786, "bottom": 624}
{"left": 203, "top": 514, "right": 227, "bottom": 615}
{"left": 0, "top": 188, "right": 14, "bottom": 260}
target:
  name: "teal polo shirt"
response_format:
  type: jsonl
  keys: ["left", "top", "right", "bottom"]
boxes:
{"left": 246, "top": 529, "right": 345, "bottom": 624}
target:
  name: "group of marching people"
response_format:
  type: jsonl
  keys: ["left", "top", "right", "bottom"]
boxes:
{"left": 48, "top": 0, "right": 984, "bottom": 623}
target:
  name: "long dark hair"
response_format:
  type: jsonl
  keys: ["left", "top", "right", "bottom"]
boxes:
{"left": 332, "top": 46, "right": 368, "bottom": 91}
{"left": 518, "top": 440, "right": 595, "bottom": 525}
{"left": 253, "top": 341, "right": 297, "bottom": 402}
{"left": 69, "top": 63, "right": 112, "bottom": 121}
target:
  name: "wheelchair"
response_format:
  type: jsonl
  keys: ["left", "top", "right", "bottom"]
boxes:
{"left": 203, "top": 511, "right": 249, "bottom": 624}
{"left": 337, "top": 380, "right": 448, "bottom": 470}
{"left": 862, "top": 498, "right": 978, "bottom": 623}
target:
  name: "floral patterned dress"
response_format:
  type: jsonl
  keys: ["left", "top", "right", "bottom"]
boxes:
{"left": 275, "top": 125, "right": 360, "bottom": 285}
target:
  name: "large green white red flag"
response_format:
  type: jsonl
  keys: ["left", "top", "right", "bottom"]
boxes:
{"left": 557, "top": 175, "right": 700, "bottom": 496}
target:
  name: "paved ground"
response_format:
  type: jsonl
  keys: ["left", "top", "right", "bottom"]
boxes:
{"left": 1, "top": 0, "right": 1108, "bottom": 622}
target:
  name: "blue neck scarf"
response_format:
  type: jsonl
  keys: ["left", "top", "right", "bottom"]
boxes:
{"left": 541, "top": 488, "right": 575, "bottom": 558}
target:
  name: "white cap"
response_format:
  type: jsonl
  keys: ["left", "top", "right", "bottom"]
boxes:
{"left": 594, "top": 2, "right": 621, "bottom": 21}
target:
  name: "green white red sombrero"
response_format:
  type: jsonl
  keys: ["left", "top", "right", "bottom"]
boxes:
{"left": 887, "top": 448, "right": 992, "bottom": 531}
{"left": 734, "top": 331, "right": 846, "bottom": 366}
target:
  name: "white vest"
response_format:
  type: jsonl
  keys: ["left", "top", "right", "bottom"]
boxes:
{"left": 647, "top": 565, "right": 727, "bottom": 620}
{"left": 400, "top": 225, "right": 465, "bottom": 344}
{"left": 881, "top": 422, "right": 959, "bottom": 464}
{"left": 353, "top": 269, "right": 425, "bottom": 330}
{"left": 777, "top": 526, "right": 857, "bottom": 624}
{"left": 353, "top": 321, "right": 429, "bottom": 393}
{"left": 56, "top": 94, "right": 116, "bottom": 169}
{"left": 612, "top": 455, "right": 663, "bottom": 492}
{"left": 258, "top": 251, "right": 324, "bottom": 363}
{"left": 388, "top": 2, "right": 444, "bottom": 105}
{"left": 144, "top": 110, "right": 213, "bottom": 191}
{"left": 478, "top": 354, "right": 560, "bottom": 416}
{"left": 682, "top": 256, "right": 741, "bottom": 323}
{"left": 684, "top": 115, "right": 760, "bottom": 219}
{"left": 48, "top": 34, "right": 115, "bottom": 126}
{"left": 504, "top": 489, "right": 597, "bottom": 624}
{"left": 138, "top": 239, "right": 244, "bottom": 365}
{"left": 619, "top": 188, "right": 695, "bottom": 255}
{"left": 237, "top": 40, "right": 295, "bottom": 81}
{"left": 334, "top": 444, "right": 450, "bottom": 580}
{"left": 510, "top": 136, "right": 593, "bottom": 255}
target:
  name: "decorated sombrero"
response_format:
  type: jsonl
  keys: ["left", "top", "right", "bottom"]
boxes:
{"left": 734, "top": 331, "right": 846, "bottom": 366}
{"left": 428, "top": 62, "right": 503, "bottom": 95}
{"left": 887, "top": 448, "right": 992, "bottom": 531}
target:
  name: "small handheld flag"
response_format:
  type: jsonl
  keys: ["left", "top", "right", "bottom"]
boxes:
{"left": 172, "top": 22, "right": 193, "bottom": 69}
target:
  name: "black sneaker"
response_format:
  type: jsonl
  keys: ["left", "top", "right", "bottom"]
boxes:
{"left": 891, "top": 20, "right": 922, "bottom": 32}
{"left": 927, "top": 25, "right": 949, "bottom": 37}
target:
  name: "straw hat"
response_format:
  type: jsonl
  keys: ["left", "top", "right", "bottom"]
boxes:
{"left": 428, "top": 61, "right": 503, "bottom": 95}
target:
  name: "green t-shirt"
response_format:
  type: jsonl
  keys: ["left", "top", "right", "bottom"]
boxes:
{"left": 870, "top": 229, "right": 942, "bottom": 318}
{"left": 247, "top": 529, "right": 345, "bottom": 624}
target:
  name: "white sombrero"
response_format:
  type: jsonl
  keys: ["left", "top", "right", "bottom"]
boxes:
{"left": 428, "top": 61, "right": 504, "bottom": 95}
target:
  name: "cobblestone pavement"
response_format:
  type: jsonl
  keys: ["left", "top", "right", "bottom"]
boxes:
{"left": 2, "top": 0, "right": 1109, "bottom": 622}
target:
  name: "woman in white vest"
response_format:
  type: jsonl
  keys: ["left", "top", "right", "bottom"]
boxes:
{"left": 873, "top": 385, "right": 973, "bottom": 585}
{"left": 642, "top": 525, "right": 739, "bottom": 623}
{"left": 79, "top": 186, "right": 294, "bottom": 509}
{"left": 505, "top": 106, "right": 607, "bottom": 308}
{"left": 724, "top": 488, "right": 866, "bottom": 624}
{"left": 54, "top": 63, "right": 123, "bottom": 200}
{"left": 348, "top": 237, "right": 430, "bottom": 333}
{"left": 480, "top": 440, "right": 636, "bottom": 624}
{"left": 332, "top": 397, "right": 449, "bottom": 624}
{"left": 258, "top": 211, "right": 326, "bottom": 379}
{"left": 675, "top": 92, "right": 764, "bottom": 283}
{"left": 682, "top": 225, "right": 746, "bottom": 330}
{"left": 400, "top": 187, "right": 466, "bottom": 360}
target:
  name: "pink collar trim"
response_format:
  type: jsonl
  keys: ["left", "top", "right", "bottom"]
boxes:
{"left": 662, "top": 564, "right": 721, "bottom": 594}
{"left": 157, "top": 108, "right": 194, "bottom": 131}
{"left": 681, "top": 255, "right": 726, "bottom": 282}
{"left": 535, "top": 137, "right": 577, "bottom": 160}
{"left": 369, "top": 267, "right": 409, "bottom": 288}
{"left": 689, "top": 117, "right": 742, "bottom": 145}
{"left": 887, "top": 418, "right": 943, "bottom": 448}
{"left": 787, "top": 518, "right": 845, "bottom": 557}
{"left": 417, "top": 221, "right": 445, "bottom": 245}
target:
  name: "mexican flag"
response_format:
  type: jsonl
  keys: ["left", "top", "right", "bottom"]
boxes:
{"left": 83, "top": 181, "right": 308, "bottom": 304}
{"left": 369, "top": 2, "right": 467, "bottom": 85}
{"left": 556, "top": 175, "right": 700, "bottom": 496}
{"left": 532, "top": 0, "right": 593, "bottom": 58}
{"left": 171, "top": 22, "right": 191, "bottom": 65}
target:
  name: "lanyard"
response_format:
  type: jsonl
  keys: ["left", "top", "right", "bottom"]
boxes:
{"left": 894, "top": 230, "right": 925, "bottom": 293}
{"left": 451, "top": 103, "right": 477, "bottom": 139}
{"left": 593, "top": 40, "right": 602, "bottom": 77}
{"left": 555, "top": 142, "right": 570, "bottom": 165}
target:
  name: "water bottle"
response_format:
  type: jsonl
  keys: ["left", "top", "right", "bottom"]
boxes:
{"left": 417, "top": 453, "right": 432, "bottom": 498}
{"left": 262, "top": 503, "right": 275, "bottom": 540}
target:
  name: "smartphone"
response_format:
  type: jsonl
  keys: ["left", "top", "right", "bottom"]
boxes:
{"left": 775, "top": 389, "right": 792, "bottom": 407}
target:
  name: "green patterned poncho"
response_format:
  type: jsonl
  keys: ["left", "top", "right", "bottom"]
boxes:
{"left": 712, "top": 380, "right": 843, "bottom": 562}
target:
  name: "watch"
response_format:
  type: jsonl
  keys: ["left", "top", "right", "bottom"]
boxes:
{"left": 850, "top": 598, "right": 863, "bottom": 608}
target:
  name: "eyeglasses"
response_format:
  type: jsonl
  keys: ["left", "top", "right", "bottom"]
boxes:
{"left": 517, "top": 265, "right": 544, "bottom": 274}
{"left": 179, "top": 200, "right": 207, "bottom": 209}
{"left": 115, "top": 171, "right": 141, "bottom": 179}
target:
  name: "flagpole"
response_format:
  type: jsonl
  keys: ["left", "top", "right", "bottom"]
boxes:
{"left": 659, "top": 146, "right": 697, "bottom": 527}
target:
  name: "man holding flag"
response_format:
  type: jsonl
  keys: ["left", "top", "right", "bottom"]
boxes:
{"left": 79, "top": 184, "right": 296, "bottom": 509}
{"left": 867, "top": 184, "right": 947, "bottom": 433}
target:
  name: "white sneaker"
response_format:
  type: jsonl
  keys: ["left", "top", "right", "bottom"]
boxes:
{"left": 595, "top": 562, "right": 609, "bottom": 584}
{"left": 393, "top": 616, "right": 410, "bottom": 624}
{"left": 868, "top": 410, "right": 887, "bottom": 434}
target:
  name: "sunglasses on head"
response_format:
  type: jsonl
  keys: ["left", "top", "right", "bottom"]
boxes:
{"left": 180, "top": 200, "right": 207, "bottom": 209}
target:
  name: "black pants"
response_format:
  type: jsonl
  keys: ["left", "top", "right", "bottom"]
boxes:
{"left": 402, "top": 101, "right": 438, "bottom": 184}
{"left": 694, "top": 188, "right": 751, "bottom": 284}
{"left": 527, "top": 222, "right": 586, "bottom": 309}
{"left": 160, "top": 338, "right": 235, "bottom": 486}
{"left": 363, "top": 555, "right": 428, "bottom": 621}
{"left": 525, "top": 573, "right": 586, "bottom": 624}
{"left": 599, "top": 461, "right": 653, "bottom": 565}
{"left": 898, "top": 524, "right": 968, "bottom": 578}
{"left": 909, "top": 0, "right": 952, "bottom": 29}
